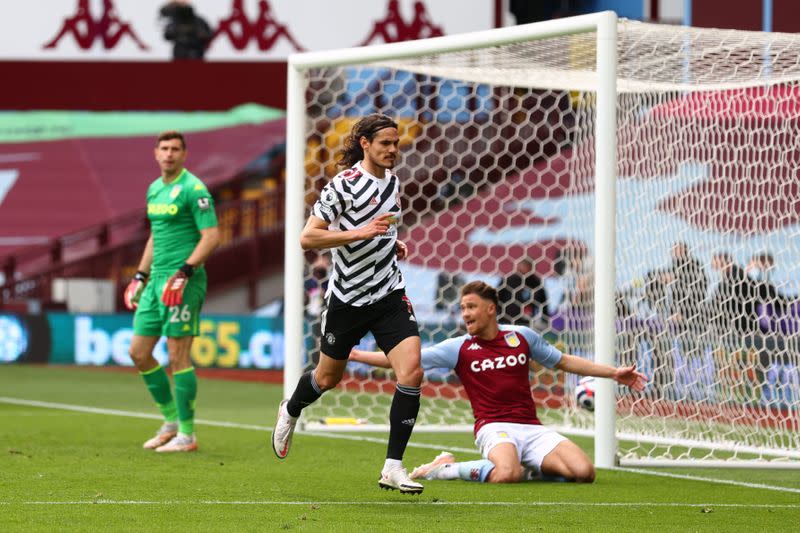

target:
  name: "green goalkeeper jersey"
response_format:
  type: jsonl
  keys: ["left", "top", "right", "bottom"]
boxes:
{"left": 146, "top": 169, "right": 218, "bottom": 276}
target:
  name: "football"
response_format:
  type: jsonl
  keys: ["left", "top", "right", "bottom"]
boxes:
{"left": 575, "top": 376, "right": 596, "bottom": 411}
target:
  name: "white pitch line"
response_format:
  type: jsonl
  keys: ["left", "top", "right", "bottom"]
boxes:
{"left": 0, "top": 500, "right": 798, "bottom": 508}
{"left": 0, "top": 397, "right": 267, "bottom": 431}
{"left": 618, "top": 467, "right": 800, "bottom": 495}
{"left": 0, "top": 396, "right": 477, "bottom": 454}
{"left": 302, "top": 429, "right": 477, "bottom": 454}
{"left": 2, "top": 396, "right": 798, "bottom": 494}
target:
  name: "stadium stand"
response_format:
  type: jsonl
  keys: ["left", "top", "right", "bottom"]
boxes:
{"left": 0, "top": 118, "right": 286, "bottom": 312}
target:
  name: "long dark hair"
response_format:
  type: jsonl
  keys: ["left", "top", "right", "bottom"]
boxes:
{"left": 337, "top": 113, "right": 398, "bottom": 168}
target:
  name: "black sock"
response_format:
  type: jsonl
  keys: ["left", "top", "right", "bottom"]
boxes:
{"left": 286, "top": 371, "right": 323, "bottom": 417}
{"left": 386, "top": 384, "right": 421, "bottom": 460}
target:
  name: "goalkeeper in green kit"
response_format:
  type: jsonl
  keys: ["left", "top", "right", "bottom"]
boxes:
{"left": 123, "top": 131, "right": 220, "bottom": 453}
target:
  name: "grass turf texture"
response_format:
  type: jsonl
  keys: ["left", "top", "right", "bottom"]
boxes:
{"left": 1, "top": 366, "right": 798, "bottom": 532}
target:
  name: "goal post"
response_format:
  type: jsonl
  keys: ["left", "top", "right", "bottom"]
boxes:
{"left": 284, "top": 12, "right": 800, "bottom": 468}
{"left": 593, "top": 12, "right": 618, "bottom": 469}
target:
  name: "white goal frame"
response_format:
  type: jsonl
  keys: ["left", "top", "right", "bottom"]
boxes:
{"left": 284, "top": 11, "right": 620, "bottom": 469}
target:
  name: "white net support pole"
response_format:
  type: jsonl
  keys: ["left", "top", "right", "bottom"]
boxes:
{"left": 283, "top": 61, "right": 307, "bottom": 401}
{"left": 593, "top": 10, "right": 619, "bottom": 469}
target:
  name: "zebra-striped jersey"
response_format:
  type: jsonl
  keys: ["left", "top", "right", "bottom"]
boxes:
{"left": 312, "top": 162, "right": 404, "bottom": 306}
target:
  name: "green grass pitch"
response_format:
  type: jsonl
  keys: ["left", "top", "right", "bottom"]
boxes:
{"left": 1, "top": 366, "right": 798, "bottom": 532}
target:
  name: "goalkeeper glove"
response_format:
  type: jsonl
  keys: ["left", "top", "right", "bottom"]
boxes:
{"left": 161, "top": 263, "right": 194, "bottom": 307}
{"left": 124, "top": 271, "right": 148, "bottom": 310}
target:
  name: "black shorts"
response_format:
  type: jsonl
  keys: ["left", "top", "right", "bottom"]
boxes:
{"left": 320, "top": 289, "right": 420, "bottom": 360}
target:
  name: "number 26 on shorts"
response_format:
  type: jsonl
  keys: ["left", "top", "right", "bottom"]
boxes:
{"left": 169, "top": 305, "right": 192, "bottom": 323}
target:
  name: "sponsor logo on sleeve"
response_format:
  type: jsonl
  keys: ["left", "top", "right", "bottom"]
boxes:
{"left": 197, "top": 198, "right": 210, "bottom": 211}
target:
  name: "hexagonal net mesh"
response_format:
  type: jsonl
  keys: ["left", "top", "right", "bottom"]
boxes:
{"left": 291, "top": 18, "right": 800, "bottom": 466}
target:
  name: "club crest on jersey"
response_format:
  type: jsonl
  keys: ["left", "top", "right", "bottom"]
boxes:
{"left": 504, "top": 332, "right": 520, "bottom": 348}
{"left": 170, "top": 185, "right": 182, "bottom": 199}
{"left": 320, "top": 189, "right": 337, "bottom": 207}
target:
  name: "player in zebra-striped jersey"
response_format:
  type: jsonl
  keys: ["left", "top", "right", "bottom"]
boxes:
{"left": 272, "top": 114, "right": 425, "bottom": 494}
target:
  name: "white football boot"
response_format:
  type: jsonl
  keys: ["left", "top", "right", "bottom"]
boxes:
{"left": 271, "top": 399, "right": 298, "bottom": 459}
{"left": 155, "top": 432, "right": 198, "bottom": 453}
{"left": 379, "top": 466, "right": 424, "bottom": 494}
{"left": 142, "top": 422, "right": 178, "bottom": 450}
{"left": 410, "top": 451, "right": 456, "bottom": 480}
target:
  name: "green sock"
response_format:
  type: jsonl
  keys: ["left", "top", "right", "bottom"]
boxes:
{"left": 140, "top": 365, "right": 178, "bottom": 422}
{"left": 174, "top": 367, "right": 197, "bottom": 435}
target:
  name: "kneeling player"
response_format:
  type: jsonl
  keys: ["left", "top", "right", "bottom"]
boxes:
{"left": 350, "top": 281, "right": 647, "bottom": 483}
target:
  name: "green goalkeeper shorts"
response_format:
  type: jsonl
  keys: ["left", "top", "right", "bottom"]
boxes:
{"left": 133, "top": 271, "right": 207, "bottom": 338}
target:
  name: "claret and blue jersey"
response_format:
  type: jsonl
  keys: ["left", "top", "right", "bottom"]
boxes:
{"left": 420, "top": 325, "right": 563, "bottom": 435}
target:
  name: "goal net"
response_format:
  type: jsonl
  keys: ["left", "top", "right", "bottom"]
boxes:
{"left": 284, "top": 13, "right": 800, "bottom": 468}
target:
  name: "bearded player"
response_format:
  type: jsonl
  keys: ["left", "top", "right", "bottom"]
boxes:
{"left": 123, "top": 131, "right": 220, "bottom": 453}
{"left": 350, "top": 281, "right": 646, "bottom": 483}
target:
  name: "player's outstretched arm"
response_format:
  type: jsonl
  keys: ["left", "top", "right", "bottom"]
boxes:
{"left": 348, "top": 348, "right": 391, "bottom": 368}
{"left": 555, "top": 354, "right": 647, "bottom": 392}
{"left": 300, "top": 214, "right": 393, "bottom": 250}
{"left": 611, "top": 365, "right": 648, "bottom": 391}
